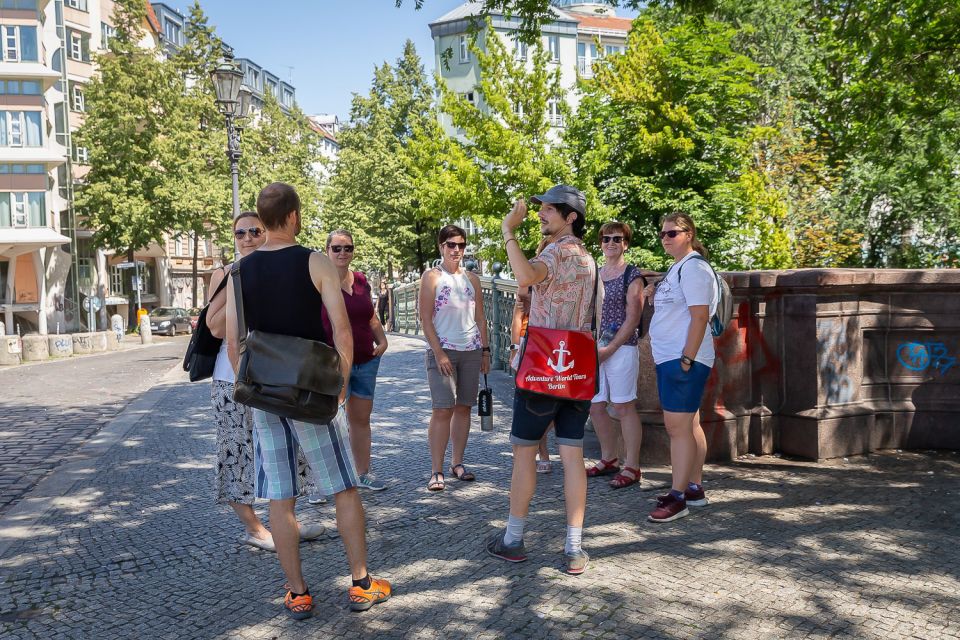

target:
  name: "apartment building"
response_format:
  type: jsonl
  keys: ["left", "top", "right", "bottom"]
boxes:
{"left": 307, "top": 113, "right": 339, "bottom": 182}
{"left": 429, "top": 0, "right": 630, "bottom": 137}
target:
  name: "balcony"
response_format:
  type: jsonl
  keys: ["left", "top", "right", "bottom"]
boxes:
{"left": 577, "top": 56, "right": 593, "bottom": 78}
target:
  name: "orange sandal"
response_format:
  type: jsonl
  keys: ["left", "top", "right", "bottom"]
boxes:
{"left": 586, "top": 458, "right": 619, "bottom": 478}
{"left": 609, "top": 466, "right": 642, "bottom": 489}
{"left": 284, "top": 590, "right": 314, "bottom": 620}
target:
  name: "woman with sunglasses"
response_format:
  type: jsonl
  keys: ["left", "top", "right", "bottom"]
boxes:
{"left": 586, "top": 221, "right": 646, "bottom": 488}
{"left": 206, "top": 212, "right": 321, "bottom": 550}
{"left": 647, "top": 213, "right": 718, "bottom": 522}
{"left": 321, "top": 229, "right": 389, "bottom": 492}
{"left": 418, "top": 224, "right": 490, "bottom": 491}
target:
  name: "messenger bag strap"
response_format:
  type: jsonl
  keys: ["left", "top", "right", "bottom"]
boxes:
{"left": 590, "top": 256, "right": 600, "bottom": 334}
{"left": 230, "top": 261, "right": 247, "bottom": 346}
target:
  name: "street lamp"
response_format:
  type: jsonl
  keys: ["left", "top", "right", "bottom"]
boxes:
{"left": 210, "top": 57, "right": 252, "bottom": 219}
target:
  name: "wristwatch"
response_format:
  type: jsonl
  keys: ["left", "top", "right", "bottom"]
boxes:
{"left": 680, "top": 355, "right": 694, "bottom": 367}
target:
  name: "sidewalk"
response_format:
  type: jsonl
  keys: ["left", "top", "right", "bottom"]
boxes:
{"left": 1, "top": 334, "right": 958, "bottom": 639}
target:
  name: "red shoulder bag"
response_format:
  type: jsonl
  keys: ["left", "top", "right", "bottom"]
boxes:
{"left": 515, "top": 262, "right": 599, "bottom": 401}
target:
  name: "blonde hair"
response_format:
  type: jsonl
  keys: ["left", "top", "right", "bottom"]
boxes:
{"left": 660, "top": 212, "right": 708, "bottom": 260}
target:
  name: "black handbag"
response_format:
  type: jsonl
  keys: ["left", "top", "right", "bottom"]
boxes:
{"left": 230, "top": 261, "right": 344, "bottom": 424}
{"left": 182, "top": 269, "right": 230, "bottom": 382}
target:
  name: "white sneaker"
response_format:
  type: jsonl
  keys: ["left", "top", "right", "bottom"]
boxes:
{"left": 307, "top": 495, "right": 327, "bottom": 505}
{"left": 358, "top": 473, "right": 387, "bottom": 491}
{"left": 240, "top": 533, "right": 275, "bottom": 552}
{"left": 298, "top": 523, "right": 325, "bottom": 541}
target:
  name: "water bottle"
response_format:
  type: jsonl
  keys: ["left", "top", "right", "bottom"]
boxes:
{"left": 598, "top": 323, "right": 620, "bottom": 347}
{"left": 478, "top": 374, "right": 493, "bottom": 431}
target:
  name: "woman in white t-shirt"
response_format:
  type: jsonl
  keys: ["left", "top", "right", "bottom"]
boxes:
{"left": 646, "top": 213, "right": 718, "bottom": 524}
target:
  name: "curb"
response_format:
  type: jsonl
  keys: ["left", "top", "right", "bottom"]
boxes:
{"left": 0, "top": 362, "right": 184, "bottom": 563}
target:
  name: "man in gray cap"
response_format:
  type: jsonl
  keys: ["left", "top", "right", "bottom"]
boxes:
{"left": 486, "top": 184, "right": 598, "bottom": 575}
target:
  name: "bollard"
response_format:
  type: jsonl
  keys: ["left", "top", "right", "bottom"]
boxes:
{"left": 72, "top": 332, "right": 95, "bottom": 355}
{"left": 48, "top": 334, "right": 74, "bottom": 358}
{"left": 139, "top": 314, "right": 153, "bottom": 344}
{"left": 21, "top": 334, "right": 50, "bottom": 361}
{"left": 110, "top": 314, "right": 124, "bottom": 350}
{"left": 0, "top": 335, "right": 22, "bottom": 365}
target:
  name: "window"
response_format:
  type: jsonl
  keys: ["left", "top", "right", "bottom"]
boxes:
{"left": 513, "top": 38, "right": 527, "bottom": 61}
{"left": 72, "top": 145, "right": 88, "bottom": 163}
{"left": 458, "top": 34, "right": 469, "bottom": 63}
{"left": 511, "top": 100, "right": 524, "bottom": 117}
{"left": 0, "top": 164, "right": 45, "bottom": 174}
{"left": 0, "top": 111, "right": 43, "bottom": 147}
{"left": 462, "top": 91, "right": 475, "bottom": 105}
{"left": 0, "top": 80, "right": 42, "bottom": 96}
{"left": 577, "top": 42, "right": 597, "bottom": 76}
{"left": 174, "top": 236, "right": 183, "bottom": 256}
{"left": 548, "top": 99, "right": 564, "bottom": 127}
{"left": 77, "top": 257, "right": 94, "bottom": 291}
{"left": 547, "top": 35, "right": 560, "bottom": 62}
{"left": 71, "top": 85, "right": 84, "bottom": 112}
{"left": 605, "top": 44, "right": 623, "bottom": 56}
{"left": 0, "top": 25, "right": 38, "bottom": 62}
{"left": 245, "top": 67, "right": 260, "bottom": 90}
{"left": 69, "top": 31, "right": 82, "bottom": 60}
{"left": 0, "top": 192, "right": 45, "bottom": 228}
{"left": 110, "top": 265, "right": 122, "bottom": 294}
{"left": 266, "top": 79, "right": 277, "bottom": 97}
{"left": 100, "top": 22, "right": 116, "bottom": 50}
{"left": 164, "top": 20, "right": 181, "bottom": 45}
{"left": 0, "top": 1, "right": 40, "bottom": 9}
{"left": 65, "top": 0, "right": 88, "bottom": 9}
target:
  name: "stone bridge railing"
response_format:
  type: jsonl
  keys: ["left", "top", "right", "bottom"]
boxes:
{"left": 393, "top": 269, "right": 960, "bottom": 461}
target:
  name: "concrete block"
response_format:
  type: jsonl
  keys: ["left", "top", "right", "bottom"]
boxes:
{"left": 90, "top": 332, "right": 109, "bottom": 352}
{"left": 72, "top": 332, "right": 95, "bottom": 355}
{"left": 21, "top": 335, "right": 49, "bottom": 362}
{"left": 48, "top": 335, "right": 74, "bottom": 358}
{"left": 0, "top": 335, "right": 21, "bottom": 365}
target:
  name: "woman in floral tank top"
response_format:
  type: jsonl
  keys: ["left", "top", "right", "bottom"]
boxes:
{"left": 418, "top": 224, "right": 490, "bottom": 492}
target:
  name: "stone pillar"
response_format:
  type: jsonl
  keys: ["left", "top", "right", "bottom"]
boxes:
{"left": 32, "top": 250, "right": 47, "bottom": 335}
{"left": 139, "top": 315, "right": 153, "bottom": 344}
{"left": 72, "top": 332, "right": 94, "bottom": 355}
{"left": 21, "top": 334, "right": 49, "bottom": 361}
{"left": 48, "top": 334, "right": 74, "bottom": 357}
{"left": 109, "top": 314, "right": 124, "bottom": 350}
{"left": 4, "top": 254, "right": 15, "bottom": 335}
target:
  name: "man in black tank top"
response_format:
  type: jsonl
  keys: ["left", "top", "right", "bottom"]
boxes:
{"left": 226, "top": 183, "right": 391, "bottom": 617}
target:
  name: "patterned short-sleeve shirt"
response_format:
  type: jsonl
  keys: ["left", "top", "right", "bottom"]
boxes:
{"left": 529, "top": 235, "right": 598, "bottom": 332}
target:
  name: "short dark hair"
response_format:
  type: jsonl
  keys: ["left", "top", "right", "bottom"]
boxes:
{"left": 256, "top": 182, "right": 300, "bottom": 230}
{"left": 555, "top": 203, "right": 585, "bottom": 239}
{"left": 233, "top": 211, "right": 260, "bottom": 229}
{"left": 325, "top": 229, "right": 353, "bottom": 250}
{"left": 600, "top": 220, "right": 632, "bottom": 245}
{"left": 438, "top": 224, "right": 467, "bottom": 245}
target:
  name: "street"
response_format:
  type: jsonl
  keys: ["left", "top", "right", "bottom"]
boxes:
{"left": 0, "top": 334, "right": 958, "bottom": 639}
{"left": 0, "top": 337, "right": 189, "bottom": 516}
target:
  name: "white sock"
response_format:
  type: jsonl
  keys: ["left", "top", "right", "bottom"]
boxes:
{"left": 503, "top": 514, "right": 525, "bottom": 545}
{"left": 565, "top": 526, "right": 583, "bottom": 555}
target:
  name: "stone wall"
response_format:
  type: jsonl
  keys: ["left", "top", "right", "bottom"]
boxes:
{"left": 637, "top": 268, "right": 960, "bottom": 462}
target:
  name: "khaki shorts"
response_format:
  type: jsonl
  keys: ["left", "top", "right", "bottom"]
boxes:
{"left": 425, "top": 348, "right": 482, "bottom": 408}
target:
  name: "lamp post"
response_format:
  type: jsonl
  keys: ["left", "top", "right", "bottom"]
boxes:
{"left": 210, "top": 57, "right": 252, "bottom": 220}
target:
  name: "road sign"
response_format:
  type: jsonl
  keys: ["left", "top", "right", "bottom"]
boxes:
{"left": 82, "top": 296, "right": 103, "bottom": 312}
{"left": 115, "top": 261, "right": 145, "bottom": 269}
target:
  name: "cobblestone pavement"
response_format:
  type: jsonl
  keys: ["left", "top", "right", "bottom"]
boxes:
{"left": 0, "top": 337, "right": 189, "bottom": 516}
{"left": 0, "top": 334, "right": 958, "bottom": 639}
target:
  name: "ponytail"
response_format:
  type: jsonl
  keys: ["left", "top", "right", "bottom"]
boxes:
{"left": 661, "top": 212, "right": 709, "bottom": 260}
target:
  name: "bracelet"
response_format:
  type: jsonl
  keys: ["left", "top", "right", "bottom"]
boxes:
{"left": 504, "top": 236, "right": 519, "bottom": 248}
{"left": 681, "top": 355, "right": 694, "bottom": 366}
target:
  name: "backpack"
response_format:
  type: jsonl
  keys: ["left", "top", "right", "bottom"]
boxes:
{"left": 677, "top": 254, "right": 733, "bottom": 337}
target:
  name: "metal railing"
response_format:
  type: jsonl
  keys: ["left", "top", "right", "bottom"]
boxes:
{"left": 391, "top": 275, "right": 519, "bottom": 372}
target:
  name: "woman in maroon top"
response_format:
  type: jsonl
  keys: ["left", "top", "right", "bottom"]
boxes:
{"left": 322, "top": 230, "right": 390, "bottom": 492}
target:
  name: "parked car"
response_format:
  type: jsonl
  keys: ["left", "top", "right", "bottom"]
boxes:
{"left": 149, "top": 307, "right": 192, "bottom": 336}
{"left": 187, "top": 307, "right": 202, "bottom": 330}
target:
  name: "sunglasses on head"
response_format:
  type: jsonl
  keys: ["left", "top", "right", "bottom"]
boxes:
{"left": 601, "top": 235, "right": 624, "bottom": 244}
{"left": 659, "top": 229, "right": 687, "bottom": 239}
{"left": 444, "top": 241, "right": 467, "bottom": 250}
{"left": 234, "top": 227, "right": 263, "bottom": 239}
{"left": 330, "top": 245, "right": 354, "bottom": 254}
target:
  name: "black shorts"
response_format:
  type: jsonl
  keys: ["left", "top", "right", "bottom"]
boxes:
{"left": 510, "top": 390, "right": 590, "bottom": 447}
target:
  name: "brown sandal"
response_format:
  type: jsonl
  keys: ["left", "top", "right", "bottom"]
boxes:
{"left": 609, "top": 466, "right": 642, "bottom": 489}
{"left": 586, "top": 457, "right": 620, "bottom": 478}
{"left": 450, "top": 464, "right": 476, "bottom": 481}
{"left": 427, "top": 472, "right": 445, "bottom": 491}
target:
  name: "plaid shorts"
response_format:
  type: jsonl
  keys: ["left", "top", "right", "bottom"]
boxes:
{"left": 252, "top": 406, "right": 360, "bottom": 500}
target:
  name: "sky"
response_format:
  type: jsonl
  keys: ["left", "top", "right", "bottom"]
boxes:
{"left": 160, "top": 0, "right": 473, "bottom": 120}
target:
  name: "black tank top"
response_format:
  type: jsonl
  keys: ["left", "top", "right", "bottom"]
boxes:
{"left": 238, "top": 245, "right": 329, "bottom": 344}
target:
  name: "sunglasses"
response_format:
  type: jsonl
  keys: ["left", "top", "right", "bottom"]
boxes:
{"left": 444, "top": 241, "right": 467, "bottom": 250}
{"left": 601, "top": 235, "right": 624, "bottom": 244}
{"left": 659, "top": 229, "right": 688, "bottom": 239}
{"left": 330, "top": 245, "right": 354, "bottom": 254}
{"left": 234, "top": 227, "right": 263, "bottom": 239}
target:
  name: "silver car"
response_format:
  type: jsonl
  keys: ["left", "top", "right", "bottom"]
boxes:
{"left": 149, "top": 307, "right": 192, "bottom": 336}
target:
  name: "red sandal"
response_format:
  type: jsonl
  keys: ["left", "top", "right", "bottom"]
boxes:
{"left": 609, "top": 466, "right": 642, "bottom": 489}
{"left": 586, "top": 458, "right": 619, "bottom": 477}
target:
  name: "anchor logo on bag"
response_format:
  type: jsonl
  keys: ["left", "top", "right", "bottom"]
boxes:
{"left": 548, "top": 340, "right": 575, "bottom": 373}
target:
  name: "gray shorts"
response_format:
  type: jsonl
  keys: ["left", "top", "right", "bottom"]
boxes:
{"left": 425, "top": 348, "right": 482, "bottom": 409}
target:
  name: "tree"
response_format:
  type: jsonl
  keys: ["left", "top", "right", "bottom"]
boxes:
{"left": 74, "top": 0, "right": 183, "bottom": 326}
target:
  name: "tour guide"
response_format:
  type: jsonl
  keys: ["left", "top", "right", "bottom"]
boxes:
{"left": 486, "top": 184, "right": 600, "bottom": 576}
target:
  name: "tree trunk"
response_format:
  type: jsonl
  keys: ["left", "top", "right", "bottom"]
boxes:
{"left": 191, "top": 231, "right": 199, "bottom": 308}
{"left": 415, "top": 220, "right": 425, "bottom": 274}
{"left": 126, "top": 247, "right": 137, "bottom": 330}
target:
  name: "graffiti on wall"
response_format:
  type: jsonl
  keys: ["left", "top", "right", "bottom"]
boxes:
{"left": 896, "top": 341, "right": 956, "bottom": 376}
{"left": 817, "top": 318, "right": 854, "bottom": 405}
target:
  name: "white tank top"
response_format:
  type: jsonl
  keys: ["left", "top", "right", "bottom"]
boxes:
{"left": 212, "top": 340, "right": 234, "bottom": 383}
{"left": 430, "top": 266, "right": 481, "bottom": 351}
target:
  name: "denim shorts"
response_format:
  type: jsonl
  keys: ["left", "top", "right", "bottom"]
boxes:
{"left": 510, "top": 390, "right": 591, "bottom": 447}
{"left": 655, "top": 358, "right": 712, "bottom": 413}
{"left": 348, "top": 356, "right": 381, "bottom": 401}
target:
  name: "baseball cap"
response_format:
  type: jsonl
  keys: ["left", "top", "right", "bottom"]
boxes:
{"left": 530, "top": 184, "right": 586, "bottom": 218}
